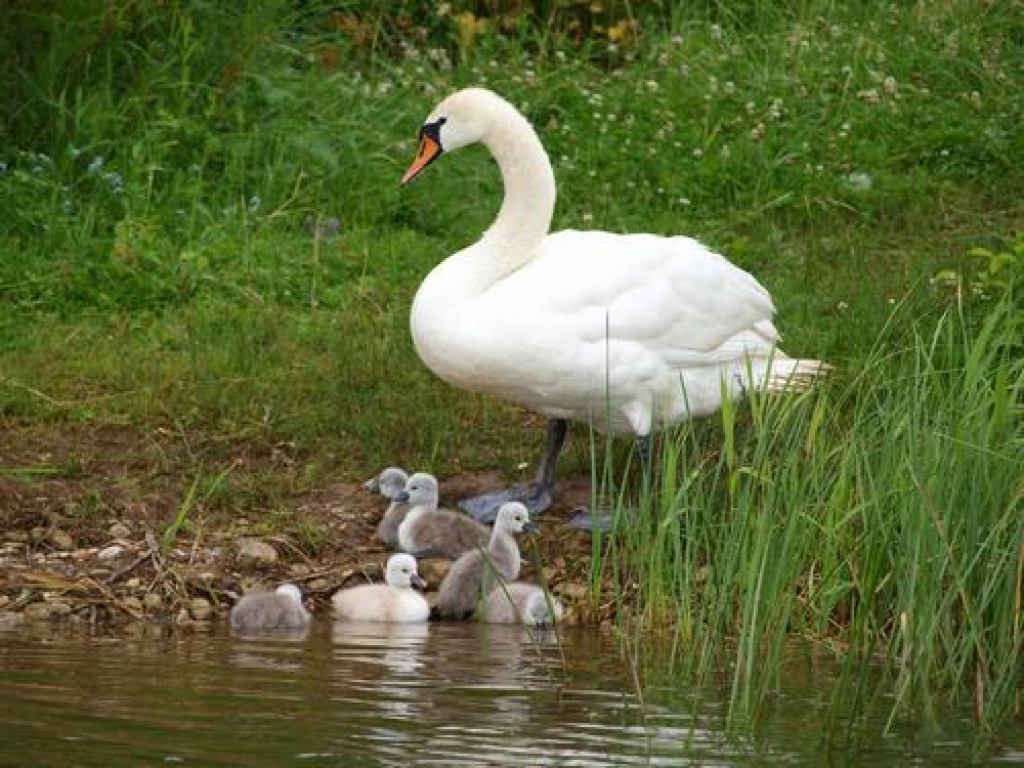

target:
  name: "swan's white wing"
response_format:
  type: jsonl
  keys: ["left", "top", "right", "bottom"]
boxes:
{"left": 489, "top": 230, "right": 779, "bottom": 358}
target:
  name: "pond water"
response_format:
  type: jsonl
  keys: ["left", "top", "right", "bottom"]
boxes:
{"left": 0, "top": 622, "right": 1020, "bottom": 766}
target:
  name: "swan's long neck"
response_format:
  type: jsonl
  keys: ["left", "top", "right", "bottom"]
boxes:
{"left": 479, "top": 102, "right": 556, "bottom": 269}
{"left": 488, "top": 528, "right": 521, "bottom": 580}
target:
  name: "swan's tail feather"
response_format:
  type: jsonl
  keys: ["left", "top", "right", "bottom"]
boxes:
{"left": 763, "top": 358, "right": 833, "bottom": 394}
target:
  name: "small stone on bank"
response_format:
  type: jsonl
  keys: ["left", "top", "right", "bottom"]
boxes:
{"left": 109, "top": 522, "right": 131, "bottom": 539}
{"left": 189, "top": 597, "right": 214, "bottom": 621}
{"left": 98, "top": 544, "right": 125, "bottom": 561}
{"left": 49, "top": 529, "right": 74, "bottom": 550}
{"left": 236, "top": 538, "right": 278, "bottom": 565}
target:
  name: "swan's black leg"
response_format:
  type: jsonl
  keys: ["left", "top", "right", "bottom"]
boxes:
{"left": 534, "top": 418, "right": 568, "bottom": 495}
{"left": 459, "top": 418, "right": 568, "bottom": 524}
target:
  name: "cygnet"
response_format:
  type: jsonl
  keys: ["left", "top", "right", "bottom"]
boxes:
{"left": 395, "top": 472, "right": 490, "bottom": 559}
{"left": 230, "top": 584, "right": 311, "bottom": 630}
{"left": 434, "top": 502, "right": 538, "bottom": 620}
{"left": 332, "top": 553, "right": 429, "bottom": 623}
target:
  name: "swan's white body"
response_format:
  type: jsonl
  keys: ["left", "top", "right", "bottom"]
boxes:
{"left": 332, "top": 554, "right": 428, "bottom": 623}
{"left": 407, "top": 88, "right": 824, "bottom": 437}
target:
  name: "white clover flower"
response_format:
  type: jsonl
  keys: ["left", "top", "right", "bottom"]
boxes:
{"left": 883, "top": 75, "right": 897, "bottom": 94}
{"left": 657, "top": 52, "right": 670, "bottom": 66}
{"left": 837, "top": 301, "right": 848, "bottom": 311}
{"left": 710, "top": 24, "right": 722, "bottom": 40}
{"left": 692, "top": 147, "right": 704, "bottom": 158}
{"left": 723, "top": 81, "right": 736, "bottom": 95}
{"left": 645, "top": 80, "right": 659, "bottom": 92}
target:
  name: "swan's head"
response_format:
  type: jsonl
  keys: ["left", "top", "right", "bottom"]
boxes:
{"left": 275, "top": 584, "right": 304, "bottom": 603}
{"left": 401, "top": 88, "right": 506, "bottom": 184}
{"left": 494, "top": 502, "right": 540, "bottom": 536}
{"left": 365, "top": 466, "right": 409, "bottom": 499}
{"left": 393, "top": 471, "right": 439, "bottom": 507}
{"left": 386, "top": 553, "right": 427, "bottom": 591}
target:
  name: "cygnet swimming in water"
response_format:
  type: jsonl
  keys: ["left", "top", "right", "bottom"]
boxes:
{"left": 434, "top": 502, "right": 538, "bottom": 620}
{"left": 230, "top": 584, "right": 311, "bottom": 630}
{"left": 395, "top": 472, "right": 490, "bottom": 559}
{"left": 364, "top": 466, "right": 411, "bottom": 549}
{"left": 481, "top": 582, "right": 564, "bottom": 626}
{"left": 332, "top": 553, "right": 429, "bottom": 623}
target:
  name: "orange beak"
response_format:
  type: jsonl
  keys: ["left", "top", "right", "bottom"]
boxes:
{"left": 401, "top": 134, "right": 442, "bottom": 185}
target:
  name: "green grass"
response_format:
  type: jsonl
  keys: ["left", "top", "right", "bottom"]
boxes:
{"left": 0, "top": 0, "right": 1021, "bottom": 753}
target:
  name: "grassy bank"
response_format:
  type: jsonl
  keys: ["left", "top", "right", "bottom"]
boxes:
{"left": 1, "top": 0, "right": 1021, "bottom": 752}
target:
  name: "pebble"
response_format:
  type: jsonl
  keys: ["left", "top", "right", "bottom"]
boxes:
{"left": 308, "top": 578, "right": 329, "bottom": 593}
{"left": 189, "top": 598, "right": 214, "bottom": 621}
{"left": 417, "top": 558, "right": 452, "bottom": 588}
{"left": 289, "top": 563, "right": 311, "bottom": 578}
{"left": 49, "top": 529, "right": 74, "bottom": 550}
{"left": 175, "top": 607, "right": 191, "bottom": 625}
{"left": 22, "top": 602, "right": 53, "bottom": 621}
{"left": 97, "top": 544, "right": 125, "bottom": 560}
{"left": 236, "top": 539, "right": 278, "bottom": 566}
{"left": 49, "top": 601, "right": 72, "bottom": 617}
{"left": 142, "top": 593, "right": 163, "bottom": 611}
{"left": 557, "top": 582, "right": 589, "bottom": 601}
{"left": 0, "top": 611, "right": 24, "bottom": 630}
{"left": 109, "top": 522, "right": 131, "bottom": 539}
{"left": 126, "top": 577, "right": 141, "bottom": 590}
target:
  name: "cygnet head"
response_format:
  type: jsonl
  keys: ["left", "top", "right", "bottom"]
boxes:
{"left": 386, "top": 553, "right": 427, "bottom": 591}
{"left": 494, "top": 502, "right": 540, "bottom": 536}
{"left": 392, "top": 472, "right": 439, "bottom": 508}
{"left": 402, "top": 88, "right": 507, "bottom": 183}
{"left": 525, "top": 590, "right": 564, "bottom": 627}
{"left": 275, "top": 584, "right": 304, "bottom": 603}
{"left": 370, "top": 466, "right": 409, "bottom": 499}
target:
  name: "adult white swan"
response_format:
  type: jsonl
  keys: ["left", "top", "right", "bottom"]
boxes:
{"left": 401, "top": 87, "right": 827, "bottom": 526}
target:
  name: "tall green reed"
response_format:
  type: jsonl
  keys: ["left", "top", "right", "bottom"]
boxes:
{"left": 593, "top": 294, "right": 1022, "bottom": 741}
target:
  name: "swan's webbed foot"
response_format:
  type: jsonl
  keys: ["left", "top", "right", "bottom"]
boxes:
{"left": 567, "top": 506, "right": 618, "bottom": 533}
{"left": 458, "top": 482, "right": 553, "bottom": 524}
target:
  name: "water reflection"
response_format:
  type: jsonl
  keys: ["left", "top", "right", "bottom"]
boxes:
{"left": 0, "top": 622, "right": 1020, "bottom": 766}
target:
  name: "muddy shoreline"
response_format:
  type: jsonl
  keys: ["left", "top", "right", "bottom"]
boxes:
{"left": 1, "top": 423, "right": 607, "bottom": 630}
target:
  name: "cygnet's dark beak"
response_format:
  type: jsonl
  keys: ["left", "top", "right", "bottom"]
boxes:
{"left": 393, "top": 490, "right": 410, "bottom": 503}
{"left": 410, "top": 573, "right": 427, "bottom": 591}
{"left": 523, "top": 521, "right": 540, "bottom": 535}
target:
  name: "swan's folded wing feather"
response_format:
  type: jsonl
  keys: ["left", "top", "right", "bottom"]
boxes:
{"left": 498, "top": 231, "right": 777, "bottom": 355}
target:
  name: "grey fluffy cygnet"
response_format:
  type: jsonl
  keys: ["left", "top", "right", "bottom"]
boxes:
{"left": 395, "top": 472, "right": 490, "bottom": 559}
{"left": 364, "top": 466, "right": 411, "bottom": 549}
{"left": 230, "top": 584, "right": 311, "bottom": 630}
{"left": 481, "top": 582, "right": 564, "bottom": 626}
{"left": 434, "top": 502, "right": 538, "bottom": 620}
{"left": 332, "top": 553, "right": 429, "bottom": 623}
